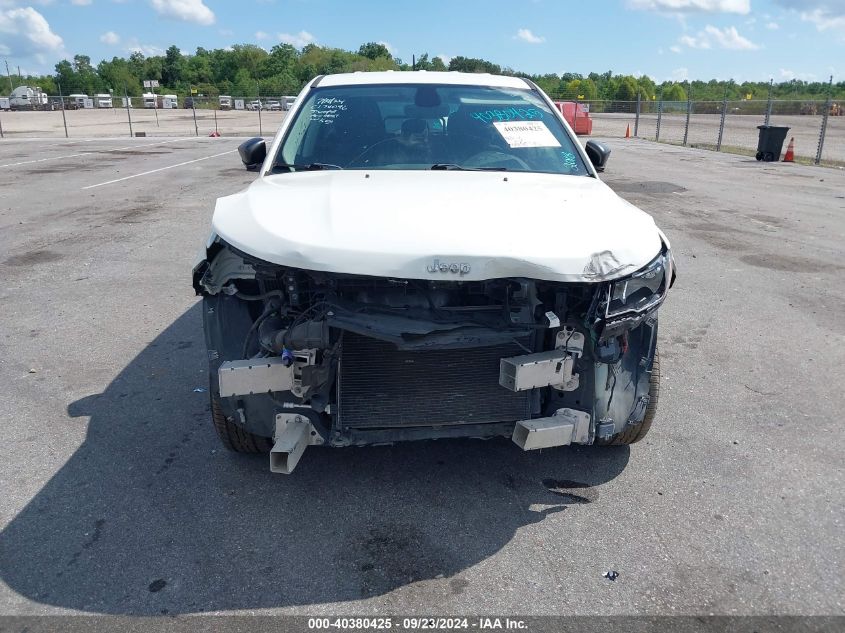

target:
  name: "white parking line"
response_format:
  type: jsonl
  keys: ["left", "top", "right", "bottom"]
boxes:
{"left": 0, "top": 138, "right": 191, "bottom": 169}
{"left": 82, "top": 149, "right": 238, "bottom": 189}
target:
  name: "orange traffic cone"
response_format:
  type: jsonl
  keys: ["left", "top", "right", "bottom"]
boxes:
{"left": 625, "top": 124, "right": 631, "bottom": 138}
{"left": 783, "top": 137, "right": 794, "bottom": 162}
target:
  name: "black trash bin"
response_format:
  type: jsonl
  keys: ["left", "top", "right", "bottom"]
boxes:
{"left": 756, "top": 125, "right": 790, "bottom": 162}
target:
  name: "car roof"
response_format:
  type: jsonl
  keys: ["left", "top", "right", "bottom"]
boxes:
{"left": 317, "top": 71, "right": 531, "bottom": 90}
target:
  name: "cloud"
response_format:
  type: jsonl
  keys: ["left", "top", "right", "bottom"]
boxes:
{"left": 71, "top": 0, "right": 92, "bottom": 5}
{"left": 773, "top": 1, "right": 845, "bottom": 32}
{"left": 679, "top": 33, "right": 706, "bottom": 47}
{"left": 436, "top": 53, "right": 452, "bottom": 65}
{"left": 377, "top": 40, "right": 396, "bottom": 55}
{"left": 255, "top": 30, "right": 269, "bottom": 40}
{"left": 670, "top": 44, "right": 682, "bottom": 52}
{"left": 679, "top": 24, "right": 759, "bottom": 48}
{"left": 800, "top": 8, "right": 845, "bottom": 31}
{"left": 278, "top": 30, "right": 315, "bottom": 47}
{"left": 0, "top": 0, "right": 54, "bottom": 6}
{"left": 671, "top": 67, "right": 689, "bottom": 80}
{"left": 514, "top": 28, "right": 545, "bottom": 43}
{"left": 125, "top": 38, "right": 164, "bottom": 56}
{"left": 0, "top": 7, "right": 64, "bottom": 60}
{"left": 149, "top": 0, "right": 214, "bottom": 26}
{"left": 100, "top": 30, "right": 120, "bottom": 44}
{"left": 765, "top": 21, "right": 779, "bottom": 29}
{"left": 628, "top": 0, "right": 750, "bottom": 13}
{"left": 779, "top": 68, "right": 818, "bottom": 80}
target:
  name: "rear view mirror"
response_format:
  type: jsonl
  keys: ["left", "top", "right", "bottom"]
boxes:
{"left": 584, "top": 140, "right": 611, "bottom": 172}
{"left": 238, "top": 137, "right": 266, "bottom": 171}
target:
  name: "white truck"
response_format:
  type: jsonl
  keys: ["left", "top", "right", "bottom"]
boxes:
{"left": 94, "top": 93, "right": 113, "bottom": 108}
{"left": 9, "top": 86, "right": 48, "bottom": 111}
{"left": 163, "top": 94, "right": 178, "bottom": 109}
{"left": 68, "top": 94, "right": 88, "bottom": 109}
{"left": 219, "top": 95, "right": 232, "bottom": 110}
{"left": 142, "top": 92, "right": 158, "bottom": 109}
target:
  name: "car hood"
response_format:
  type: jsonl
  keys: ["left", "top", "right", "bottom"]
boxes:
{"left": 211, "top": 170, "right": 663, "bottom": 283}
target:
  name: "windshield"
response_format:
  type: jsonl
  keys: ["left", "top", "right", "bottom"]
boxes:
{"left": 273, "top": 83, "right": 589, "bottom": 175}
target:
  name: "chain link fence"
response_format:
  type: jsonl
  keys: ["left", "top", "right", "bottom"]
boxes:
{"left": 1, "top": 94, "right": 843, "bottom": 166}
{"left": 567, "top": 98, "right": 843, "bottom": 166}
{"left": 0, "top": 95, "right": 294, "bottom": 139}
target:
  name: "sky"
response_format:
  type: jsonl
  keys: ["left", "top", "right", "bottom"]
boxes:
{"left": 0, "top": 0, "right": 842, "bottom": 82}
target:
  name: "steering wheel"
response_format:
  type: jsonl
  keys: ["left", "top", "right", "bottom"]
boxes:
{"left": 462, "top": 150, "right": 530, "bottom": 170}
{"left": 346, "top": 137, "right": 401, "bottom": 167}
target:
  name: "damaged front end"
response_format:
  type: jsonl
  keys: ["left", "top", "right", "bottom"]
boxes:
{"left": 193, "top": 239, "right": 674, "bottom": 473}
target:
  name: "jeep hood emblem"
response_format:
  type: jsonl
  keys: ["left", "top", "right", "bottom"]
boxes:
{"left": 427, "top": 258, "right": 471, "bottom": 275}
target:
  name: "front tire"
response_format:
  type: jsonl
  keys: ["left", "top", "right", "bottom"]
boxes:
{"left": 211, "top": 395, "right": 273, "bottom": 453}
{"left": 596, "top": 350, "right": 660, "bottom": 446}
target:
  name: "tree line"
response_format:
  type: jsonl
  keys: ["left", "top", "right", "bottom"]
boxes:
{"left": 4, "top": 41, "right": 843, "bottom": 102}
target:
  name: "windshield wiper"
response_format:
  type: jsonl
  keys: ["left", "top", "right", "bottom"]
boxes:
{"left": 274, "top": 162, "right": 344, "bottom": 172}
{"left": 430, "top": 163, "right": 508, "bottom": 172}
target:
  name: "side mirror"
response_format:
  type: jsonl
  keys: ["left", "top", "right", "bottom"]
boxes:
{"left": 238, "top": 137, "right": 266, "bottom": 171}
{"left": 584, "top": 140, "right": 611, "bottom": 172}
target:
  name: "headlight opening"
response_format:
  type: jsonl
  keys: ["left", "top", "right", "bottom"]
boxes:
{"left": 606, "top": 251, "right": 670, "bottom": 318}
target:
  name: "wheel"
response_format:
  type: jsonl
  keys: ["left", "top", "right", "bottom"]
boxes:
{"left": 764, "top": 152, "right": 774, "bottom": 162}
{"left": 755, "top": 152, "right": 763, "bottom": 161}
{"left": 210, "top": 395, "right": 273, "bottom": 453}
{"left": 596, "top": 350, "right": 660, "bottom": 445}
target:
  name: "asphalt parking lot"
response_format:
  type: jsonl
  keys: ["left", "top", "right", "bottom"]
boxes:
{"left": 0, "top": 136, "right": 842, "bottom": 616}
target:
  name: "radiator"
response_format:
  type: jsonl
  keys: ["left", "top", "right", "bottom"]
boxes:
{"left": 338, "top": 332, "right": 531, "bottom": 428}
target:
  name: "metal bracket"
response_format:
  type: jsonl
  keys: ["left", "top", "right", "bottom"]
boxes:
{"left": 270, "top": 413, "right": 324, "bottom": 474}
{"left": 218, "top": 350, "right": 317, "bottom": 398}
{"left": 512, "top": 408, "right": 592, "bottom": 450}
{"left": 500, "top": 350, "right": 574, "bottom": 392}
{"left": 552, "top": 327, "right": 584, "bottom": 391}
{"left": 555, "top": 327, "right": 585, "bottom": 357}
{"left": 596, "top": 417, "right": 616, "bottom": 439}
{"left": 290, "top": 349, "right": 317, "bottom": 398}
{"left": 627, "top": 394, "right": 651, "bottom": 425}
{"left": 218, "top": 357, "right": 293, "bottom": 397}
